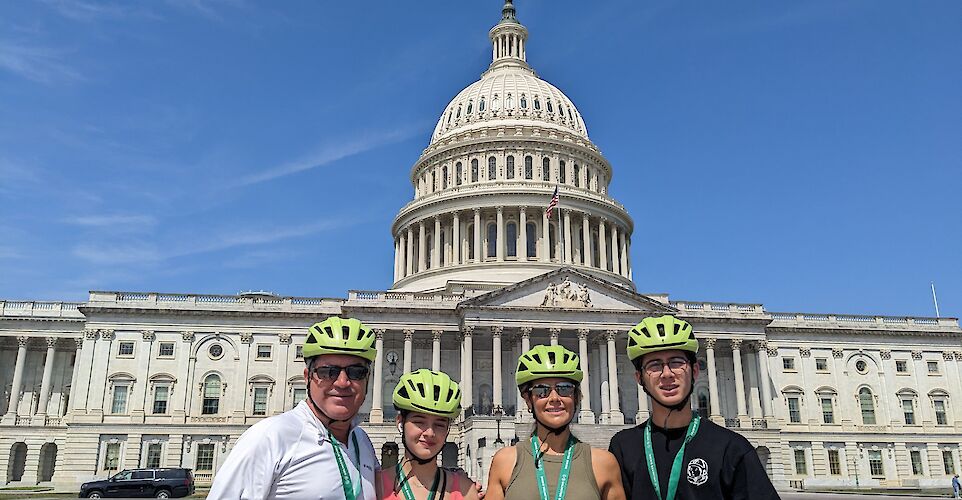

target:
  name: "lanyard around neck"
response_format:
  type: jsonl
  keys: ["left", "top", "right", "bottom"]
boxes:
{"left": 329, "top": 430, "right": 363, "bottom": 500}
{"left": 531, "top": 435, "right": 577, "bottom": 500}
{"left": 643, "top": 415, "right": 700, "bottom": 500}
{"left": 396, "top": 462, "right": 442, "bottom": 500}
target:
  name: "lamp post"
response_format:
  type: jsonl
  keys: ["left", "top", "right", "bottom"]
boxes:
{"left": 494, "top": 407, "right": 504, "bottom": 446}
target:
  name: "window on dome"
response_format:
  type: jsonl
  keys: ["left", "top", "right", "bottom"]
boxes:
{"left": 492, "top": 95, "right": 500, "bottom": 111}
{"left": 425, "top": 232, "right": 433, "bottom": 269}
{"left": 456, "top": 162, "right": 463, "bottom": 186}
{"left": 506, "top": 156, "right": 515, "bottom": 179}
{"left": 559, "top": 160, "right": 567, "bottom": 184}
{"left": 439, "top": 231, "right": 445, "bottom": 266}
{"left": 520, "top": 94, "right": 527, "bottom": 109}
{"left": 573, "top": 164, "right": 580, "bottom": 187}
{"left": 447, "top": 110, "right": 453, "bottom": 125}
{"left": 506, "top": 222, "right": 517, "bottom": 257}
{"left": 526, "top": 222, "right": 537, "bottom": 258}
{"left": 547, "top": 99, "right": 553, "bottom": 113}
{"left": 471, "top": 159, "right": 479, "bottom": 183}
{"left": 486, "top": 223, "right": 497, "bottom": 258}
{"left": 524, "top": 156, "right": 533, "bottom": 179}
{"left": 456, "top": 105, "right": 461, "bottom": 119}
{"left": 534, "top": 97, "right": 541, "bottom": 110}
{"left": 506, "top": 94, "right": 513, "bottom": 109}
{"left": 466, "top": 223, "right": 475, "bottom": 260}
{"left": 467, "top": 101, "right": 473, "bottom": 114}
{"left": 567, "top": 107, "right": 574, "bottom": 121}
{"left": 442, "top": 166, "right": 448, "bottom": 190}
{"left": 542, "top": 158, "right": 550, "bottom": 181}
{"left": 488, "top": 157, "right": 497, "bottom": 181}
{"left": 479, "top": 97, "right": 485, "bottom": 112}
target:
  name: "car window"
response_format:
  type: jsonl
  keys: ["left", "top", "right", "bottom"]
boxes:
{"left": 113, "top": 471, "right": 133, "bottom": 481}
{"left": 157, "top": 469, "right": 186, "bottom": 479}
{"left": 132, "top": 470, "right": 153, "bottom": 480}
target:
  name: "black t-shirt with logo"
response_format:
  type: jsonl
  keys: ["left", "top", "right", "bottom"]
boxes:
{"left": 609, "top": 418, "right": 780, "bottom": 499}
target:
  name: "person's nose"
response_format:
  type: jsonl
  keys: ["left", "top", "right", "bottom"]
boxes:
{"left": 333, "top": 369, "right": 352, "bottom": 388}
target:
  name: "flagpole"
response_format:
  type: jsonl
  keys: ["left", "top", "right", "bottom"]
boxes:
{"left": 557, "top": 184, "right": 564, "bottom": 264}
{"left": 932, "top": 282, "right": 941, "bottom": 318}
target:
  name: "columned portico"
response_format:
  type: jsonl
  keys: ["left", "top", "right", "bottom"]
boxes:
{"left": 606, "top": 330, "right": 624, "bottom": 424}
{"left": 577, "top": 329, "right": 594, "bottom": 422}
{"left": 2, "top": 337, "right": 29, "bottom": 424}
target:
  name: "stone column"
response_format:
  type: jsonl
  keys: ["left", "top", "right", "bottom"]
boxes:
{"left": 492, "top": 326, "right": 504, "bottom": 411}
{"left": 519, "top": 207, "right": 527, "bottom": 261}
{"left": 619, "top": 232, "right": 628, "bottom": 278}
{"left": 406, "top": 227, "right": 414, "bottom": 276}
{"left": 418, "top": 222, "right": 426, "bottom": 273}
{"left": 496, "top": 207, "right": 505, "bottom": 262}
{"left": 461, "top": 327, "right": 474, "bottom": 410}
{"left": 473, "top": 208, "right": 482, "bottom": 263}
{"left": 3, "top": 336, "right": 29, "bottom": 422}
{"left": 36, "top": 337, "right": 57, "bottom": 416}
{"left": 549, "top": 328, "right": 560, "bottom": 347}
{"left": 72, "top": 329, "right": 98, "bottom": 415}
{"left": 636, "top": 378, "right": 649, "bottom": 424}
{"left": 610, "top": 224, "right": 620, "bottom": 275}
{"left": 370, "top": 330, "right": 385, "bottom": 423}
{"left": 731, "top": 339, "right": 749, "bottom": 423}
{"left": 517, "top": 327, "right": 532, "bottom": 423}
{"left": 607, "top": 330, "right": 624, "bottom": 424}
{"left": 598, "top": 218, "right": 608, "bottom": 271}
{"left": 452, "top": 211, "right": 461, "bottom": 265}
{"left": 432, "top": 330, "right": 443, "bottom": 371}
{"left": 596, "top": 339, "right": 610, "bottom": 423}
{"left": 582, "top": 213, "right": 591, "bottom": 266}
{"left": 433, "top": 216, "right": 441, "bottom": 269}
{"left": 705, "top": 338, "right": 723, "bottom": 423}
{"left": 541, "top": 208, "right": 550, "bottom": 262}
{"left": 563, "top": 210, "right": 572, "bottom": 264}
{"left": 403, "top": 329, "right": 414, "bottom": 373}
{"left": 577, "top": 329, "right": 594, "bottom": 422}
{"left": 393, "top": 238, "right": 400, "bottom": 282}
{"left": 757, "top": 340, "right": 774, "bottom": 419}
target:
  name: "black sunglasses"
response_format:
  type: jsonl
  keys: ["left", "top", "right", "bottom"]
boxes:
{"left": 528, "top": 382, "right": 577, "bottom": 399}
{"left": 313, "top": 364, "right": 370, "bottom": 381}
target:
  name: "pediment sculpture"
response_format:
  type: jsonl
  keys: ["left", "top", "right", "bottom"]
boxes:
{"left": 541, "top": 277, "right": 592, "bottom": 308}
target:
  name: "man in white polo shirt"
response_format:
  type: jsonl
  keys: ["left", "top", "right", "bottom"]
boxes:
{"left": 209, "top": 317, "right": 379, "bottom": 499}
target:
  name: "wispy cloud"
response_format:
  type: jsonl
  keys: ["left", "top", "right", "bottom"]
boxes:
{"left": 232, "top": 125, "right": 426, "bottom": 187}
{"left": 165, "top": 0, "right": 247, "bottom": 22}
{"left": 37, "top": 0, "right": 148, "bottom": 22}
{"left": 0, "top": 41, "right": 83, "bottom": 85}
{"left": 64, "top": 214, "right": 157, "bottom": 227}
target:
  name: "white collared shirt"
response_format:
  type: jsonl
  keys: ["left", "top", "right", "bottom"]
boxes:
{"left": 208, "top": 401, "right": 378, "bottom": 500}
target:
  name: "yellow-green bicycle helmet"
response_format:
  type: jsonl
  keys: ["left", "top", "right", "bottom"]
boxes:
{"left": 626, "top": 314, "right": 698, "bottom": 361}
{"left": 515, "top": 345, "right": 583, "bottom": 386}
{"left": 393, "top": 369, "right": 462, "bottom": 419}
{"left": 303, "top": 317, "right": 376, "bottom": 362}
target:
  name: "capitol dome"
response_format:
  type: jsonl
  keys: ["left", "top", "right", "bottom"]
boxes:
{"left": 390, "top": 1, "right": 635, "bottom": 293}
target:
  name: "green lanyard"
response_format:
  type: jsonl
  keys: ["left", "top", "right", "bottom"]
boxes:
{"left": 329, "top": 431, "right": 363, "bottom": 500}
{"left": 396, "top": 462, "right": 442, "bottom": 500}
{"left": 643, "top": 415, "right": 700, "bottom": 500}
{"left": 531, "top": 435, "right": 576, "bottom": 500}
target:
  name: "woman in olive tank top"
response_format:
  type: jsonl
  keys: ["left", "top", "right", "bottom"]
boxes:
{"left": 484, "top": 345, "right": 625, "bottom": 500}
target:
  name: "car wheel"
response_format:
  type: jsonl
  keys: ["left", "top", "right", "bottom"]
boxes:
{"left": 154, "top": 489, "right": 171, "bottom": 498}
{"left": 87, "top": 491, "right": 103, "bottom": 499}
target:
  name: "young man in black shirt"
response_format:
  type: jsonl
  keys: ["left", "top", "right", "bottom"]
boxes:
{"left": 608, "top": 315, "right": 780, "bottom": 499}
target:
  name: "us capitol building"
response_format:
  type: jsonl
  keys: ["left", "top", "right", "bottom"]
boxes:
{"left": 2, "top": 2, "right": 960, "bottom": 492}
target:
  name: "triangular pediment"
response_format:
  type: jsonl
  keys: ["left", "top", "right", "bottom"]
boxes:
{"left": 459, "top": 267, "right": 675, "bottom": 314}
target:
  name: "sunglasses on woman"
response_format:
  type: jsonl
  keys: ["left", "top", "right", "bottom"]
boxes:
{"left": 312, "top": 364, "right": 370, "bottom": 381}
{"left": 528, "top": 382, "right": 577, "bottom": 399}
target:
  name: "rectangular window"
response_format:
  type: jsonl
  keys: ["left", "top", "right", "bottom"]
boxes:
{"left": 783, "top": 358, "right": 796, "bottom": 371}
{"left": 104, "top": 442, "right": 120, "bottom": 471}
{"left": 821, "top": 398, "right": 834, "bottom": 424}
{"left": 910, "top": 450, "right": 924, "bottom": 475}
{"left": 292, "top": 388, "right": 307, "bottom": 409}
{"left": 146, "top": 443, "right": 163, "bottom": 469}
{"left": 902, "top": 399, "right": 916, "bottom": 424}
{"left": 295, "top": 345, "right": 303, "bottom": 360}
{"left": 896, "top": 360, "right": 908, "bottom": 373}
{"left": 928, "top": 361, "right": 940, "bottom": 374}
{"left": 118, "top": 342, "right": 135, "bottom": 356}
{"left": 159, "top": 342, "right": 175, "bottom": 357}
{"left": 935, "top": 400, "right": 949, "bottom": 425}
{"left": 196, "top": 444, "right": 215, "bottom": 472}
{"left": 152, "top": 386, "right": 169, "bottom": 414}
{"left": 815, "top": 358, "right": 828, "bottom": 371}
{"left": 111, "top": 385, "right": 129, "bottom": 414}
{"left": 869, "top": 450, "right": 884, "bottom": 477}
{"left": 794, "top": 449, "right": 807, "bottom": 475}
{"left": 253, "top": 387, "right": 268, "bottom": 416}
{"left": 828, "top": 449, "right": 841, "bottom": 475}
{"left": 788, "top": 397, "right": 801, "bottom": 423}
{"left": 256, "top": 345, "right": 272, "bottom": 359}
{"left": 944, "top": 450, "right": 957, "bottom": 475}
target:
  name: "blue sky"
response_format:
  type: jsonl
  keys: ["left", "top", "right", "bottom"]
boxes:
{"left": 2, "top": 0, "right": 960, "bottom": 318}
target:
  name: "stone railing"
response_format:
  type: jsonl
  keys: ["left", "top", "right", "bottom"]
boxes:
{"left": 724, "top": 418, "right": 741, "bottom": 429}
{"left": 348, "top": 291, "right": 464, "bottom": 304}
{"left": 194, "top": 473, "right": 213, "bottom": 484}
{"left": 671, "top": 301, "right": 764, "bottom": 314}
{"left": 752, "top": 418, "right": 768, "bottom": 429}
{"left": 15, "top": 416, "right": 31, "bottom": 426}
{"left": 769, "top": 312, "right": 956, "bottom": 328}
{"left": 89, "top": 292, "right": 342, "bottom": 310}
{"left": 45, "top": 416, "right": 63, "bottom": 426}
{"left": 0, "top": 301, "right": 85, "bottom": 318}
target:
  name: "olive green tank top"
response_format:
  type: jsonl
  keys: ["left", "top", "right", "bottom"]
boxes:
{"left": 504, "top": 436, "right": 600, "bottom": 500}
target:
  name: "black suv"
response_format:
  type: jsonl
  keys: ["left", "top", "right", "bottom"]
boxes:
{"left": 79, "top": 468, "right": 195, "bottom": 498}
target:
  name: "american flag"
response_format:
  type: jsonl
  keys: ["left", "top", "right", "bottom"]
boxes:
{"left": 545, "top": 186, "right": 560, "bottom": 218}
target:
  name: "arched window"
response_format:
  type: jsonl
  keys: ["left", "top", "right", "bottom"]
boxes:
{"left": 439, "top": 231, "right": 446, "bottom": 266}
{"left": 447, "top": 109, "right": 453, "bottom": 125}
{"left": 573, "top": 164, "right": 580, "bottom": 187}
{"left": 430, "top": 171, "right": 436, "bottom": 193}
{"left": 546, "top": 99, "right": 554, "bottom": 113}
{"left": 526, "top": 222, "right": 537, "bottom": 258}
{"left": 534, "top": 97, "right": 541, "bottom": 110}
{"left": 466, "top": 101, "right": 473, "bottom": 114}
{"left": 488, "top": 157, "right": 497, "bottom": 181}
{"left": 425, "top": 232, "right": 433, "bottom": 270}
{"left": 506, "top": 222, "right": 517, "bottom": 257}
{"left": 455, "top": 162, "right": 463, "bottom": 186}
{"left": 442, "top": 165, "right": 448, "bottom": 190}
{"left": 506, "top": 156, "right": 515, "bottom": 179}
{"left": 455, "top": 105, "right": 461, "bottom": 119}
{"left": 505, "top": 94, "right": 513, "bottom": 109}
{"left": 559, "top": 160, "right": 567, "bottom": 184}
{"left": 479, "top": 97, "right": 485, "bottom": 112}
{"left": 471, "top": 159, "right": 479, "bottom": 183}
{"left": 542, "top": 158, "right": 550, "bottom": 181}
{"left": 466, "top": 224, "right": 475, "bottom": 260}
{"left": 492, "top": 95, "right": 500, "bottom": 111}
{"left": 486, "top": 223, "right": 497, "bottom": 258}
{"left": 202, "top": 374, "right": 221, "bottom": 415}
{"left": 524, "top": 156, "right": 533, "bottom": 179}
{"left": 859, "top": 387, "right": 876, "bottom": 425}
{"left": 520, "top": 94, "right": 527, "bottom": 109}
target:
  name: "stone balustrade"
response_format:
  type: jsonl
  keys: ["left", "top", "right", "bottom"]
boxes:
{"left": 769, "top": 312, "right": 956, "bottom": 328}
{"left": 0, "top": 301, "right": 84, "bottom": 318}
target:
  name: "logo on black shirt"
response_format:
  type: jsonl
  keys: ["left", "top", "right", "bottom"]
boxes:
{"left": 687, "top": 458, "right": 708, "bottom": 486}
